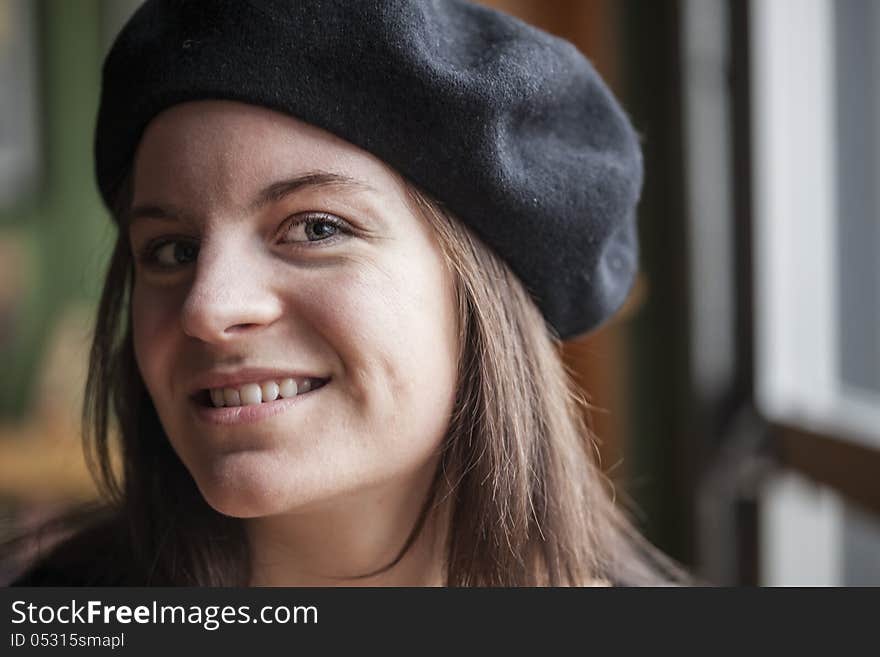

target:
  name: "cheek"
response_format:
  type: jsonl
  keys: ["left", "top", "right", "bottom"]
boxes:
{"left": 132, "top": 282, "right": 185, "bottom": 393}
{"left": 306, "top": 256, "right": 459, "bottom": 443}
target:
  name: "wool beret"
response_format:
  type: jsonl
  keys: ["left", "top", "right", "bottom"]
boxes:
{"left": 95, "top": 0, "right": 643, "bottom": 339}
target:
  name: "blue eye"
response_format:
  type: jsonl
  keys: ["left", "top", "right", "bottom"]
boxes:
{"left": 280, "top": 213, "right": 349, "bottom": 245}
{"left": 148, "top": 239, "right": 199, "bottom": 268}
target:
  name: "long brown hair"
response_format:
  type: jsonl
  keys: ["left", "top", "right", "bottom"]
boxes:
{"left": 403, "top": 186, "right": 680, "bottom": 585}
{"left": 19, "top": 177, "right": 681, "bottom": 586}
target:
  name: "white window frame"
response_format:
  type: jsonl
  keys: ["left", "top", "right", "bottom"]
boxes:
{"left": 751, "top": 0, "right": 880, "bottom": 450}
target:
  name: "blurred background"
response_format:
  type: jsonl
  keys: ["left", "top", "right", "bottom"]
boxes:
{"left": 1, "top": 0, "right": 878, "bottom": 586}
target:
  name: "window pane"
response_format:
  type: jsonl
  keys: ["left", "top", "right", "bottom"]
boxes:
{"left": 836, "top": 0, "right": 880, "bottom": 397}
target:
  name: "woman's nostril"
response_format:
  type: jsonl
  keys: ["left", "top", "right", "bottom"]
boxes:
{"left": 226, "top": 323, "right": 261, "bottom": 333}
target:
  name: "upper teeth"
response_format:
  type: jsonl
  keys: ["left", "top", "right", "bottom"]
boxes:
{"left": 208, "top": 377, "right": 317, "bottom": 407}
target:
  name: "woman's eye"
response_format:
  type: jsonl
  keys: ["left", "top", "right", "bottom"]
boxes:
{"left": 280, "top": 213, "right": 348, "bottom": 245}
{"left": 148, "top": 239, "right": 199, "bottom": 268}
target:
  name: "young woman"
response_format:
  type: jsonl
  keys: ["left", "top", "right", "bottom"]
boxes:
{"left": 10, "top": 0, "right": 683, "bottom": 586}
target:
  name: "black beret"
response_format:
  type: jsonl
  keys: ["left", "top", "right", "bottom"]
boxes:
{"left": 95, "top": 0, "right": 642, "bottom": 339}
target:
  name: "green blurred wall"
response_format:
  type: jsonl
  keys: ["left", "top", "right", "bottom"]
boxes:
{"left": 0, "top": 0, "right": 113, "bottom": 418}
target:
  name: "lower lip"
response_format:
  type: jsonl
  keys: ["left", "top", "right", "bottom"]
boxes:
{"left": 192, "top": 384, "right": 327, "bottom": 425}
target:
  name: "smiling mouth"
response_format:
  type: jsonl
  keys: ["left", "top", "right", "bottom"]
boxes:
{"left": 192, "top": 377, "right": 330, "bottom": 408}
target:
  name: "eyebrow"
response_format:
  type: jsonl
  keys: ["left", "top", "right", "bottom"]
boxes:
{"left": 249, "top": 171, "right": 376, "bottom": 211}
{"left": 127, "top": 171, "right": 377, "bottom": 227}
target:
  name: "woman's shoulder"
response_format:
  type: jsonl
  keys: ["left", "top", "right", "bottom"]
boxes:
{"left": 8, "top": 514, "right": 134, "bottom": 587}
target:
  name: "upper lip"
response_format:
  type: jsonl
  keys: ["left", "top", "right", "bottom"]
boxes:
{"left": 188, "top": 367, "right": 330, "bottom": 395}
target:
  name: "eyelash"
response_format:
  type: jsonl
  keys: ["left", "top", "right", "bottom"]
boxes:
{"left": 136, "top": 212, "right": 353, "bottom": 270}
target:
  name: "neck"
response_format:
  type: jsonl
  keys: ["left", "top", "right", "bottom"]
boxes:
{"left": 245, "top": 463, "right": 448, "bottom": 587}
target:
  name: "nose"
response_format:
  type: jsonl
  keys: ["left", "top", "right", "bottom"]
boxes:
{"left": 179, "top": 239, "right": 283, "bottom": 343}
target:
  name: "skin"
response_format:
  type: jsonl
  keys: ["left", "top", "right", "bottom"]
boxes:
{"left": 129, "top": 101, "right": 459, "bottom": 585}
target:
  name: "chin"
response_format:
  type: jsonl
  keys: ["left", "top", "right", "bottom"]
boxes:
{"left": 194, "top": 480, "right": 274, "bottom": 518}
{"left": 188, "top": 459, "right": 287, "bottom": 518}
{"left": 188, "top": 452, "right": 334, "bottom": 519}
{"left": 199, "top": 489, "right": 276, "bottom": 519}
{"left": 201, "top": 483, "right": 325, "bottom": 519}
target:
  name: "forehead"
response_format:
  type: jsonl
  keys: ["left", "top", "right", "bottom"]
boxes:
{"left": 132, "top": 100, "right": 406, "bottom": 207}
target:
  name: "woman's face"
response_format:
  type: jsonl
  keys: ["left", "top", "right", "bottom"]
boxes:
{"left": 129, "top": 101, "right": 459, "bottom": 518}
